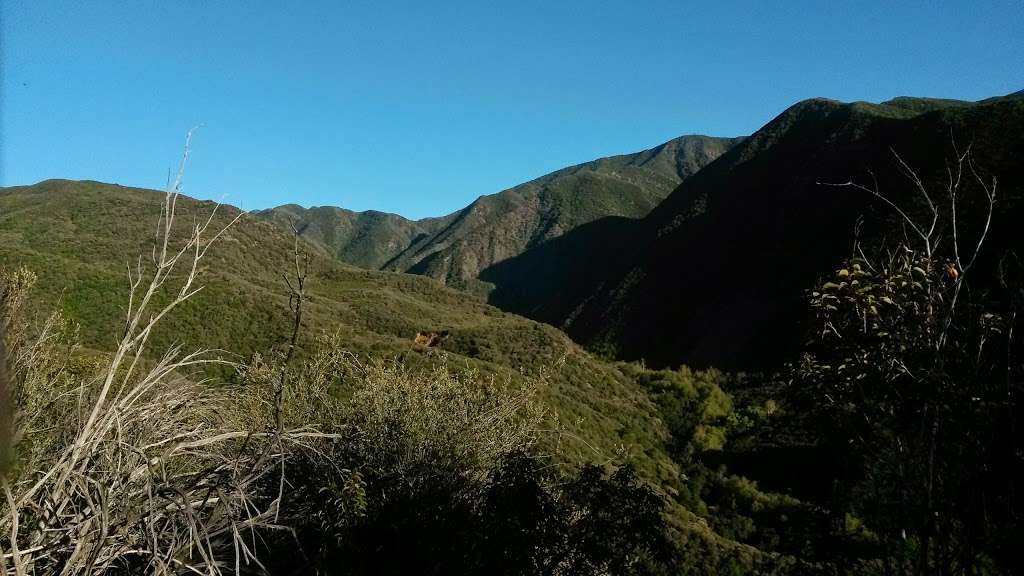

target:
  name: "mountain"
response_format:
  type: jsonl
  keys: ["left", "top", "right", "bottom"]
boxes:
{"left": 483, "top": 94, "right": 1024, "bottom": 370}
{"left": 8, "top": 93, "right": 1019, "bottom": 570}
{"left": 259, "top": 134, "right": 740, "bottom": 292}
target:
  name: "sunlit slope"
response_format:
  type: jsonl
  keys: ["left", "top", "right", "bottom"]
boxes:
{"left": 0, "top": 179, "right": 677, "bottom": 484}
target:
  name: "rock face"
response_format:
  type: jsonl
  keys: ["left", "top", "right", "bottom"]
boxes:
{"left": 259, "top": 135, "right": 741, "bottom": 294}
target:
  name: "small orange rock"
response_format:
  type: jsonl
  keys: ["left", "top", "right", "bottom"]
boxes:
{"left": 414, "top": 330, "right": 449, "bottom": 347}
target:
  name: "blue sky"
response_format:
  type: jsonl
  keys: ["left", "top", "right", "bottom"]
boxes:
{"left": 2, "top": 1, "right": 1021, "bottom": 219}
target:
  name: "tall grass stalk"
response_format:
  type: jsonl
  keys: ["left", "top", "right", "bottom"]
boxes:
{"left": 0, "top": 132, "right": 326, "bottom": 575}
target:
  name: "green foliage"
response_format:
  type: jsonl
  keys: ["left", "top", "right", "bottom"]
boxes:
{"left": 625, "top": 365, "right": 734, "bottom": 459}
{"left": 323, "top": 452, "right": 671, "bottom": 576}
{"left": 783, "top": 135, "right": 1024, "bottom": 573}
{"left": 795, "top": 249, "right": 1022, "bottom": 573}
{"left": 4, "top": 234, "right": 666, "bottom": 574}
{"left": 0, "top": 228, "right": 367, "bottom": 574}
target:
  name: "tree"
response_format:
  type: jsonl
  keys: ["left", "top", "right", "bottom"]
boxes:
{"left": 795, "top": 144, "right": 1022, "bottom": 574}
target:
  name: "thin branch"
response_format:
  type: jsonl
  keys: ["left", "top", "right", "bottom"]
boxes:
{"left": 890, "top": 147, "right": 939, "bottom": 254}
{"left": 818, "top": 178, "right": 931, "bottom": 255}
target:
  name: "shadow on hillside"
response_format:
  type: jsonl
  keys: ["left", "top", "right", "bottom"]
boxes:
{"left": 480, "top": 214, "right": 639, "bottom": 323}
{"left": 482, "top": 96, "right": 1024, "bottom": 372}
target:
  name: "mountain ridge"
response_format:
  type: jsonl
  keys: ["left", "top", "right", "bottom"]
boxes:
{"left": 258, "top": 133, "right": 742, "bottom": 291}
{"left": 382, "top": 134, "right": 742, "bottom": 288}
{"left": 482, "top": 93, "right": 1024, "bottom": 369}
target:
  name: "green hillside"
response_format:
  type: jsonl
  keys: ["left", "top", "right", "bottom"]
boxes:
{"left": 0, "top": 179, "right": 678, "bottom": 479}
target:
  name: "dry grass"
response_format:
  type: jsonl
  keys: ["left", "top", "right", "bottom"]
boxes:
{"left": 0, "top": 133, "right": 329, "bottom": 575}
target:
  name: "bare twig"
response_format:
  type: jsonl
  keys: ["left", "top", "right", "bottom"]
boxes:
{"left": 819, "top": 167, "right": 935, "bottom": 258}
{"left": 0, "top": 131, "right": 320, "bottom": 575}
{"left": 275, "top": 221, "right": 309, "bottom": 432}
{"left": 820, "top": 141, "right": 997, "bottom": 350}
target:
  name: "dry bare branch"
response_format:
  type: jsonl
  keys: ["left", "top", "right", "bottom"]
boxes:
{"left": 0, "top": 131, "right": 317, "bottom": 575}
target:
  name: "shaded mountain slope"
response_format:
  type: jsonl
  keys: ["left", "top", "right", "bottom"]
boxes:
{"left": 484, "top": 93, "right": 1024, "bottom": 370}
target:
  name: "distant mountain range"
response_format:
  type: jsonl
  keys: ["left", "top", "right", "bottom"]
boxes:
{"left": 258, "top": 91, "right": 1023, "bottom": 371}
{"left": 259, "top": 134, "right": 740, "bottom": 293}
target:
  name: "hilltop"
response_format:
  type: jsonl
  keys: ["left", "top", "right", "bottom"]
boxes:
{"left": 259, "top": 204, "right": 456, "bottom": 270}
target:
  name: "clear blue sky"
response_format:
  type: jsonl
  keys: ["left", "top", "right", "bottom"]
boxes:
{"left": 2, "top": 1, "right": 1021, "bottom": 219}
